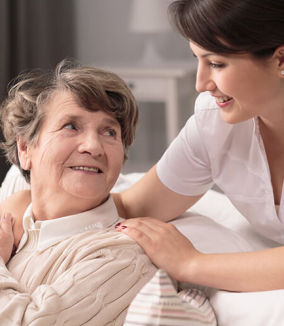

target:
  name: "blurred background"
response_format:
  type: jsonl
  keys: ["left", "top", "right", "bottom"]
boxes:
{"left": 0, "top": 0, "right": 198, "bottom": 184}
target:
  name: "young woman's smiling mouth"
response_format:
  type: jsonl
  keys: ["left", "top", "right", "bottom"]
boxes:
{"left": 214, "top": 95, "right": 233, "bottom": 108}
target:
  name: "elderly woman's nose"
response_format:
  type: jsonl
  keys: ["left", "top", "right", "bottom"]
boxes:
{"left": 78, "top": 132, "right": 104, "bottom": 156}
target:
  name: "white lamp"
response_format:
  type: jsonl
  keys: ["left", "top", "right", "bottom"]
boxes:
{"left": 129, "top": 0, "right": 171, "bottom": 65}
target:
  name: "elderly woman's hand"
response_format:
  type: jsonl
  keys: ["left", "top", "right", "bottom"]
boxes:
{"left": 0, "top": 190, "right": 30, "bottom": 259}
{"left": 0, "top": 213, "right": 14, "bottom": 264}
{"left": 115, "top": 217, "right": 202, "bottom": 282}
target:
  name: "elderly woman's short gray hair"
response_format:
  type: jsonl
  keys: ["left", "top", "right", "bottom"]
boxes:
{"left": 0, "top": 59, "right": 139, "bottom": 182}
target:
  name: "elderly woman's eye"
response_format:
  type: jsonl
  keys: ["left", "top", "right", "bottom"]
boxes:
{"left": 63, "top": 123, "right": 76, "bottom": 130}
{"left": 104, "top": 128, "right": 117, "bottom": 137}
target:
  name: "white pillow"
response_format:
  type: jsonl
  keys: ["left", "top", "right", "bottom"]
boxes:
{"left": 190, "top": 189, "right": 280, "bottom": 250}
{"left": 209, "top": 288, "right": 284, "bottom": 326}
{"left": 0, "top": 165, "right": 29, "bottom": 202}
{"left": 172, "top": 212, "right": 254, "bottom": 254}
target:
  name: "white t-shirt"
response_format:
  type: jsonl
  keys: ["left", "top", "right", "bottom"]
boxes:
{"left": 157, "top": 92, "right": 284, "bottom": 244}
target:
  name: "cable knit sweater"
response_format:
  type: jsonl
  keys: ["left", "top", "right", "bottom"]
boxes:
{"left": 0, "top": 196, "right": 156, "bottom": 325}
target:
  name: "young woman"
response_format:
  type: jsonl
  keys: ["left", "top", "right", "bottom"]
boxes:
{"left": 114, "top": 0, "right": 284, "bottom": 292}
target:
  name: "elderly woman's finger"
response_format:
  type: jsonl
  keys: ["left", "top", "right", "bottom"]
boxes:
{"left": 1, "top": 213, "right": 13, "bottom": 234}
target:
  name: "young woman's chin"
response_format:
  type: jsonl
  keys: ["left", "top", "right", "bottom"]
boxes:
{"left": 220, "top": 112, "right": 246, "bottom": 125}
{"left": 218, "top": 102, "right": 253, "bottom": 125}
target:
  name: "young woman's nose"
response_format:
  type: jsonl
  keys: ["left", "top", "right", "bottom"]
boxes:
{"left": 195, "top": 66, "right": 216, "bottom": 93}
{"left": 78, "top": 132, "right": 104, "bottom": 157}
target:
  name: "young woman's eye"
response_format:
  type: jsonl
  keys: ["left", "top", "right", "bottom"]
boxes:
{"left": 209, "top": 62, "right": 225, "bottom": 69}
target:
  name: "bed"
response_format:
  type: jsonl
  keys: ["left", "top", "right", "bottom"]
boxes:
{"left": 1, "top": 166, "right": 283, "bottom": 325}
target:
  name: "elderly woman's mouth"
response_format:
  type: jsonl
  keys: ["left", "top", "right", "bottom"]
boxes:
{"left": 70, "top": 166, "right": 103, "bottom": 173}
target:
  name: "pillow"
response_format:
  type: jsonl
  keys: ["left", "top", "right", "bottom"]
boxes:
{"left": 209, "top": 288, "right": 284, "bottom": 326}
{"left": 0, "top": 165, "right": 29, "bottom": 202}
{"left": 124, "top": 269, "right": 217, "bottom": 326}
{"left": 172, "top": 212, "right": 254, "bottom": 255}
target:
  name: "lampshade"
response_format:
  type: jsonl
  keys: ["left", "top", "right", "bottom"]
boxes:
{"left": 129, "top": 0, "right": 171, "bottom": 34}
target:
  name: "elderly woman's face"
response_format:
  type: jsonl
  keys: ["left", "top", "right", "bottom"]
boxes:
{"left": 19, "top": 91, "right": 124, "bottom": 208}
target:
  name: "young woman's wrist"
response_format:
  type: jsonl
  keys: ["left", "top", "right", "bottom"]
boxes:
{"left": 178, "top": 251, "right": 206, "bottom": 284}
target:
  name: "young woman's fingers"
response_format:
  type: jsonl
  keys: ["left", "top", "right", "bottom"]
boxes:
{"left": 115, "top": 217, "right": 172, "bottom": 246}
{"left": 116, "top": 217, "right": 173, "bottom": 234}
{"left": 116, "top": 218, "right": 154, "bottom": 244}
{"left": 116, "top": 218, "right": 182, "bottom": 257}
{"left": 115, "top": 217, "right": 200, "bottom": 281}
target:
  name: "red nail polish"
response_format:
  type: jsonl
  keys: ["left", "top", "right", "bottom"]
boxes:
{"left": 121, "top": 225, "right": 127, "bottom": 230}
{"left": 115, "top": 222, "right": 121, "bottom": 228}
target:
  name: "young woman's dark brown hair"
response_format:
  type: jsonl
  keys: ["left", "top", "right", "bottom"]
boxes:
{"left": 169, "top": 0, "right": 284, "bottom": 57}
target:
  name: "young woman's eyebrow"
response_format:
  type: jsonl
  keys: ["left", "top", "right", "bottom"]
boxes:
{"left": 192, "top": 52, "right": 215, "bottom": 59}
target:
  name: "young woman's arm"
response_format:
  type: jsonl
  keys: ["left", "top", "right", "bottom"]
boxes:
{"left": 117, "top": 217, "right": 284, "bottom": 292}
{"left": 113, "top": 165, "right": 203, "bottom": 222}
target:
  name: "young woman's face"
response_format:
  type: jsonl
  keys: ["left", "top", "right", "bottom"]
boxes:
{"left": 190, "top": 41, "right": 283, "bottom": 124}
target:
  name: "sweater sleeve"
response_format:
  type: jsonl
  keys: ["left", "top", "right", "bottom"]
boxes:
{"left": 0, "top": 243, "right": 156, "bottom": 326}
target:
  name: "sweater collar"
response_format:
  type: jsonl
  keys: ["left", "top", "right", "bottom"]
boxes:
{"left": 17, "top": 195, "right": 121, "bottom": 252}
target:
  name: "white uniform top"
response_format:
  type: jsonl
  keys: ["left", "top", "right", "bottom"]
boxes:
{"left": 157, "top": 92, "right": 284, "bottom": 244}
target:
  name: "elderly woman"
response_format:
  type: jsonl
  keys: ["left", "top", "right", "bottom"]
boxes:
{"left": 0, "top": 61, "right": 156, "bottom": 325}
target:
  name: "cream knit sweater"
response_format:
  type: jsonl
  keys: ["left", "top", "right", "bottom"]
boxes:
{"left": 0, "top": 197, "right": 156, "bottom": 325}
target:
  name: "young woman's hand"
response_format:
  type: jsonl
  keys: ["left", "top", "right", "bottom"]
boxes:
{"left": 0, "top": 213, "right": 15, "bottom": 264}
{"left": 115, "top": 217, "right": 202, "bottom": 282}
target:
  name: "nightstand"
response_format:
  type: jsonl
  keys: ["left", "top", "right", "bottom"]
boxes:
{"left": 102, "top": 63, "right": 196, "bottom": 144}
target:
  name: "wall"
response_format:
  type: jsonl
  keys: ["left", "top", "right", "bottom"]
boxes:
{"left": 74, "top": 0, "right": 198, "bottom": 172}
{"left": 74, "top": 0, "right": 193, "bottom": 64}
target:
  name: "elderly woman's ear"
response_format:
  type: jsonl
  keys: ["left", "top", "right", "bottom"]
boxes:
{"left": 17, "top": 137, "right": 31, "bottom": 171}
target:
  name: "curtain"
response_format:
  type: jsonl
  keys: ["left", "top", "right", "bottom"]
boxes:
{"left": 0, "top": 0, "right": 75, "bottom": 184}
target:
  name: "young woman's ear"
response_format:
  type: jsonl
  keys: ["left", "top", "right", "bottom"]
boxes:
{"left": 273, "top": 46, "right": 284, "bottom": 77}
{"left": 17, "top": 137, "right": 32, "bottom": 171}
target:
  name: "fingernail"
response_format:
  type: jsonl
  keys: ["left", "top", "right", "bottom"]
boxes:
{"left": 115, "top": 222, "right": 121, "bottom": 228}
{"left": 121, "top": 225, "right": 127, "bottom": 230}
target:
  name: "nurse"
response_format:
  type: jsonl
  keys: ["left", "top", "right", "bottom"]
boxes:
{"left": 115, "top": 0, "right": 284, "bottom": 292}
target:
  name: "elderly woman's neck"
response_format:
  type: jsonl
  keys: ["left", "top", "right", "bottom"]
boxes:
{"left": 30, "top": 188, "right": 108, "bottom": 220}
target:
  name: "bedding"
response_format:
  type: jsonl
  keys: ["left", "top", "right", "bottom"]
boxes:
{"left": 124, "top": 269, "right": 217, "bottom": 326}
{"left": 1, "top": 166, "right": 283, "bottom": 326}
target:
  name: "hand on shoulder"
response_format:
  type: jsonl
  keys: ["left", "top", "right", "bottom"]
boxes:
{"left": 115, "top": 217, "right": 201, "bottom": 282}
{"left": 0, "top": 190, "right": 31, "bottom": 254}
{"left": 0, "top": 213, "right": 14, "bottom": 264}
